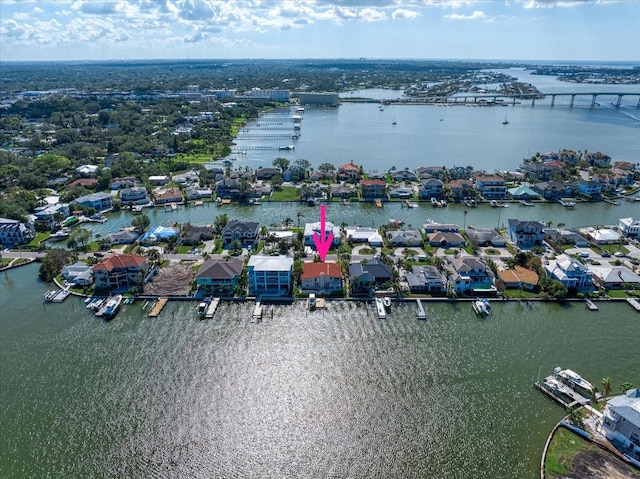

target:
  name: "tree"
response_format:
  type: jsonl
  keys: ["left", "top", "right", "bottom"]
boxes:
{"left": 69, "top": 227, "right": 92, "bottom": 251}
{"left": 318, "top": 162, "right": 335, "bottom": 173}
{"left": 619, "top": 382, "right": 633, "bottom": 394}
{"left": 283, "top": 217, "right": 294, "bottom": 229}
{"left": 33, "top": 153, "right": 71, "bottom": 174}
{"left": 602, "top": 377, "right": 612, "bottom": 398}
{"left": 273, "top": 157, "right": 290, "bottom": 172}
{"left": 213, "top": 213, "right": 228, "bottom": 234}
{"left": 39, "top": 248, "right": 72, "bottom": 282}
{"left": 131, "top": 214, "right": 150, "bottom": 233}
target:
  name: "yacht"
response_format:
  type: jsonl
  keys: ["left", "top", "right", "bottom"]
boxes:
{"left": 553, "top": 367, "right": 595, "bottom": 398}
{"left": 197, "top": 301, "right": 207, "bottom": 318}
{"left": 308, "top": 293, "right": 316, "bottom": 311}
{"left": 544, "top": 377, "right": 573, "bottom": 398}
{"left": 49, "top": 228, "right": 71, "bottom": 241}
{"left": 472, "top": 299, "right": 491, "bottom": 316}
{"left": 103, "top": 295, "right": 123, "bottom": 319}
{"left": 382, "top": 297, "right": 391, "bottom": 309}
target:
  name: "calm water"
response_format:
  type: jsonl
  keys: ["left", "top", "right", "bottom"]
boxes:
{"left": 1, "top": 264, "right": 639, "bottom": 478}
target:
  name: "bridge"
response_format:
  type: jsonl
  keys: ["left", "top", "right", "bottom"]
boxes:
{"left": 347, "top": 92, "right": 640, "bottom": 107}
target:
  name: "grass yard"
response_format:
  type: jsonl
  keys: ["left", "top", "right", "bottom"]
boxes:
{"left": 270, "top": 186, "right": 300, "bottom": 201}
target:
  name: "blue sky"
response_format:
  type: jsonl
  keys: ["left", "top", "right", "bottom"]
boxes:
{"left": 1, "top": 0, "right": 639, "bottom": 62}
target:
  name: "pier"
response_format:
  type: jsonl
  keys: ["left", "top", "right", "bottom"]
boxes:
{"left": 415, "top": 299, "right": 426, "bottom": 320}
{"left": 252, "top": 301, "right": 263, "bottom": 321}
{"left": 148, "top": 297, "right": 169, "bottom": 318}
{"left": 626, "top": 298, "right": 640, "bottom": 312}
{"left": 205, "top": 298, "right": 220, "bottom": 319}
{"left": 535, "top": 376, "right": 591, "bottom": 409}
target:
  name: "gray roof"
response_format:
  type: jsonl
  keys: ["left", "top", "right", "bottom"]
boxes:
{"left": 196, "top": 258, "right": 244, "bottom": 280}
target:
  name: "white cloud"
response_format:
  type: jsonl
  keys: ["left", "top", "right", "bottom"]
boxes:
{"left": 444, "top": 10, "right": 486, "bottom": 19}
{"left": 392, "top": 8, "right": 421, "bottom": 19}
{"left": 13, "top": 12, "right": 30, "bottom": 20}
{"left": 520, "top": 0, "right": 604, "bottom": 7}
{"left": 33, "top": 7, "right": 44, "bottom": 14}
{"left": 358, "top": 7, "right": 387, "bottom": 22}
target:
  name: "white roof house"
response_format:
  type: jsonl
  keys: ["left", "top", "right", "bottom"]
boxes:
{"left": 619, "top": 217, "right": 640, "bottom": 238}
{"left": 247, "top": 255, "right": 294, "bottom": 298}
{"left": 588, "top": 265, "right": 640, "bottom": 289}
{"left": 544, "top": 253, "right": 594, "bottom": 291}
{"left": 582, "top": 227, "right": 621, "bottom": 244}
{"left": 303, "top": 221, "right": 341, "bottom": 248}
{"left": 76, "top": 164, "right": 99, "bottom": 175}
{"left": 344, "top": 226, "right": 383, "bottom": 246}
{"left": 601, "top": 389, "right": 640, "bottom": 460}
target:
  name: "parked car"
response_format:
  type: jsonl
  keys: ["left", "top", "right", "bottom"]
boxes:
{"left": 601, "top": 252, "right": 611, "bottom": 257}
{"left": 614, "top": 252, "right": 625, "bottom": 258}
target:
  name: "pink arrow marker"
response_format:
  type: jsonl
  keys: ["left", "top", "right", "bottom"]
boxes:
{"left": 313, "top": 204, "right": 333, "bottom": 262}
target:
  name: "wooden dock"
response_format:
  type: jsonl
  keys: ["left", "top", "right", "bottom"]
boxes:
{"left": 415, "top": 299, "right": 426, "bottom": 319}
{"left": 148, "top": 297, "right": 168, "bottom": 318}
{"left": 205, "top": 298, "right": 220, "bottom": 319}
{"left": 535, "top": 376, "right": 591, "bottom": 409}
{"left": 375, "top": 199, "right": 383, "bottom": 208}
{"left": 252, "top": 301, "right": 262, "bottom": 320}
{"left": 626, "top": 298, "right": 640, "bottom": 312}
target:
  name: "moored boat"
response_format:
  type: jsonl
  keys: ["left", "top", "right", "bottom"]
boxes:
{"left": 102, "top": 294, "right": 123, "bottom": 319}
{"left": 472, "top": 298, "right": 491, "bottom": 316}
{"left": 553, "top": 367, "right": 595, "bottom": 398}
{"left": 49, "top": 228, "right": 71, "bottom": 241}
{"left": 382, "top": 297, "right": 391, "bottom": 309}
{"left": 197, "top": 301, "right": 208, "bottom": 318}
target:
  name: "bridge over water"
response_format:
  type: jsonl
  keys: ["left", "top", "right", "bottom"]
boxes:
{"left": 347, "top": 92, "right": 640, "bottom": 107}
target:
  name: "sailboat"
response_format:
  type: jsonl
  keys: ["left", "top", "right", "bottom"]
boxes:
{"left": 502, "top": 114, "right": 509, "bottom": 125}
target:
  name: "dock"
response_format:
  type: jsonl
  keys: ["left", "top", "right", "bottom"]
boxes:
{"left": 252, "top": 301, "right": 262, "bottom": 320}
{"left": 205, "top": 298, "right": 220, "bottom": 319}
{"left": 415, "top": 298, "right": 426, "bottom": 319}
{"left": 375, "top": 199, "right": 383, "bottom": 208}
{"left": 148, "top": 297, "right": 169, "bottom": 318}
{"left": 535, "top": 376, "right": 591, "bottom": 409}
{"left": 626, "top": 298, "right": 640, "bottom": 312}
{"left": 585, "top": 299, "right": 599, "bottom": 311}
{"left": 50, "top": 288, "right": 71, "bottom": 303}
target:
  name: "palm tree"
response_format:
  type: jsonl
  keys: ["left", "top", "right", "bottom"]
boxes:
{"left": 602, "top": 377, "right": 612, "bottom": 398}
{"left": 463, "top": 210, "right": 468, "bottom": 230}
{"left": 619, "top": 382, "right": 633, "bottom": 394}
{"left": 283, "top": 217, "right": 294, "bottom": 229}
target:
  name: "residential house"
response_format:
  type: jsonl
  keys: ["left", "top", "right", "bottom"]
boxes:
{"left": 574, "top": 179, "right": 603, "bottom": 197}
{"left": 73, "top": 192, "right": 113, "bottom": 212}
{"left": 349, "top": 258, "right": 393, "bottom": 295}
{"left": 418, "top": 178, "right": 445, "bottom": 200}
{"left": 416, "top": 166, "right": 446, "bottom": 179}
{"left": 619, "top": 217, "right": 640, "bottom": 239}
{"left": 216, "top": 178, "right": 241, "bottom": 199}
{"left": 309, "top": 170, "right": 335, "bottom": 182}
{"left": 185, "top": 186, "right": 213, "bottom": 200}
{"left": 359, "top": 179, "right": 387, "bottom": 200}
{"left": 330, "top": 185, "right": 357, "bottom": 199}
{"left": 404, "top": 265, "right": 447, "bottom": 294}
{"left": 386, "top": 229, "right": 423, "bottom": 247}
{"left": 75, "top": 164, "right": 99, "bottom": 176}
{"left": 139, "top": 226, "right": 178, "bottom": 244}
{"left": 449, "top": 257, "right": 494, "bottom": 294}
{"left": 475, "top": 174, "right": 507, "bottom": 200}
{"left": 109, "top": 177, "right": 136, "bottom": 190}
{"left": 299, "top": 262, "right": 343, "bottom": 294}
{"left": 105, "top": 230, "right": 139, "bottom": 245}
{"left": 589, "top": 265, "right": 640, "bottom": 290}
{"left": 154, "top": 188, "right": 184, "bottom": 205}
{"left": 543, "top": 228, "right": 588, "bottom": 247}
{"left": 303, "top": 221, "right": 341, "bottom": 248}
{"left": 582, "top": 227, "right": 621, "bottom": 244}
{"left": 466, "top": 228, "right": 506, "bottom": 247}
{"left": 446, "top": 179, "right": 475, "bottom": 201}
{"left": 337, "top": 160, "right": 362, "bottom": 183}
{"left": 497, "top": 266, "right": 539, "bottom": 291}
{"left": 600, "top": 388, "right": 640, "bottom": 460}
{"left": 447, "top": 166, "right": 472, "bottom": 180}
{"left": 507, "top": 184, "right": 540, "bottom": 201}
{"left": 389, "top": 187, "right": 414, "bottom": 199}
{"left": 68, "top": 178, "right": 99, "bottom": 189}
{"left": 531, "top": 181, "right": 574, "bottom": 201}
{"left": 344, "top": 227, "right": 383, "bottom": 246}
{"left": 121, "top": 187, "right": 149, "bottom": 206}
{"left": 181, "top": 226, "right": 214, "bottom": 246}
{"left": 195, "top": 258, "right": 244, "bottom": 296}
{"left": 390, "top": 169, "right": 417, "bottom": 182}
{"left": 92, "top": 254, "right": 149, "bottom": 291}
{"left": 423, "top": 221, "right": 459, "bottom": 234}
{"left": 427, "top": 231, "right": 466, "bottom": 248}
{"left": 283, "top": 165, "right": 306, "bottom": 183}
{"left": 148, "top": 175, "right": 169, "bottom": 186}
{"left": 544, "top": 254, "right": 594, "bottom": 291}
{"left": 255, "top": 167, "right": 282, "bottom": 181}
{"left": 559, "top": 149, "right": 580, "bottom": 164}
{"left": 61, "top": 261, "right": 93, "bottom": 286}
{"left": 507, "top": 219, "right": 544, "bottom": 250}
{"left": 0, "top": 218, "right": 35, "bottom": 248}
{"left": 247, "top": 255, "right": 294, "bottom": 298}
{"left": 583, "top": 151, "right": 612, "bottom": 168}
{"left": 221, "top": 220, "right": 260, "bottom": 247}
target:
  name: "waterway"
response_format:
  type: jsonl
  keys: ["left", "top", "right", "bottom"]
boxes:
{"left": 1, "top": 264, "right": 639, "bottom": 478}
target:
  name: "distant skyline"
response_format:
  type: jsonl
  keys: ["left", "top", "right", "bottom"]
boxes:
{"left": 1, "top": 0, "right": 639, "bottom": 63}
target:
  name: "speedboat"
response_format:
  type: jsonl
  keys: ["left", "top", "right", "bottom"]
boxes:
{"left": 472, "top": 299, "right": 491, "bottom": 316}
{"left": 49, "top": 228, "right": 71, "bottom": 241}
{"left": 103, "top": 295, "right": 123, "bottom": 318}
{"left": 553, "top": 367, "right": 594, "bottom": 397}
{"left": 197, "top": 302, "right": 207, "bottom": 318}
{"left": 544, "top": 377, "right": 573, "bottom": 398}
{"left": 382, "top": 297, "right": 391, "bottom": 309}
{"left": 308, "top": 293, "right": 316, "bottom": 311}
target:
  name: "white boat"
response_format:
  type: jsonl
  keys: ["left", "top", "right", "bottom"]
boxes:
{"left": 375, "top": 297, "right": 386, "bottom": 319}
{"left": 553, "top": 367, "right": 595, "bottom": 397}
{"left": 44, "top": 290, "right": 58, "bottom": 302}
{"left": 278, "top": 145, "right": 295, "bottom": 151}
{"left": 49, "top": 228, "right": 71, "bottom": 241}
{"left": 308, "top": 293, "right": 316, "bottom": 311}
{"left": 197, "top": 302, "right": 207, "bottom": 318}
{"left": 103, "top": 295, "right": 123, "bottom": 318}
{"left": 472, "top": 299, "right": 491, "bottom": 316}
{"left": 544, "top": 377, "right": 573, "bottom": 397}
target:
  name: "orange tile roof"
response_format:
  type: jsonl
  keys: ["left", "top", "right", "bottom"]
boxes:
{"left": 93, "top": 254, "right": 147, "bottom": 271}
{"left": 300, "top": 262, "right": 342, "bottom": 279}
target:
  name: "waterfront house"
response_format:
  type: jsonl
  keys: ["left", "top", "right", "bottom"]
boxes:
{"left": 0, "top": 218, "right": 35, "bottom": 248}
{"left": 247, "top": 255, "right": 294, "bottom": 298}
{"left": 507, "top": 219, "right": 544, "bottom": 250}
{"left": 283, "top": 165, "right": 306, "bottom": 183}
{"left": 543, "top": 228, "right": 588, "bottom": 247}
{"left": 423, "top": 221, "right": 459, "bottom": 234}
{"left": 583, "top": 151, "right": 612, "bottom": 168}
{"left": 427, "top": 231, "right": 466, "bottom": 248}
{"left": 497, "top": 266, "right": 539, "bottom": 291}
{"left": 181, "top": 226, "right": 214, "bottom": 246}
{"left": 68, "top": 178, "right": 99, "bottom": 189}
{"left": 92, "top": 254, "right": 149, "bottom": 291}
{"left": 588, "top": 265, "right": 640, "bottom": 290}
{"left": 303, "top": 221, "right": 341, "bottom": 249}
{"left": 507, "top": 184, "right": 540, "bottom": 201}
{"left": 105, "top": 230, "right": 139, "bottom": 245}
{"left": 172, "top": 170, "right": 199, "bottom": 185}
{"left": 416, "top": 166, "right": 446, "bottom": 179}
{"left": 153, "top": 188, "right": 184, "bottom": 205}
{"left": 359, "top": 179, "right": 387, "bottom": 200}
{"left": 418, "top": 178, "right": 445, "bottom": 200}
{"left": 148, "top": 175, "right": 169, "bottom": 186}
{"left": 195, "top": 258, "right": 243, "bottom": 296}
{"left": 389, "top": 187, "right": 414, "bottom": 199}
{"left": 349, "top": 258, "right": 393, "bottom": 296}
{"left": 221, "top": 220, "right": 260, "bottom": 247}
{"left": 581, "top": 227, "right": 621, "bottom": 245}
{"left": 255, "top": 167, "right": 281, "bottom": 181}
{"left": 466, "top": 228, "right": 506, "bottom": 247}
{"left": 559, "top": 149, "right": 581, "bottom": 164}
{"left": 299, "top": 262, "right": 343, "bottom": 295}
{"left": 185, "top": 186, "right": 213, "bottom": 200}
{"left": 600, "top": 389, "right": 640, "bottom": 461}
{"left": 338, "top": 160, "right": 362, "bottom": 183}
{"left": 446, "top": 179, "right": 475, "bottom": 201}
{"left": 574, "top": 179, "right": 603, "bottom": 198}
{"left": 73, "top": 192, "right": 113, "bottom": 213}
{"left": 121, "top": 186, "right": 149, "bottom": 206}
{"left": 448, "top": 257, "right": 494, "bottom": 294}
{"left": 62, "top": 261, "right": 93, "bottom": 286}
{"left": 619, "top": 217, "right": 640, "bottom": 239}
{"left": 390, "top": 169, "right": 417, "bottom": 182}
{"left": 140, "top": 226, "right": 178, "bottom": 244}
{"left": 405, "top": 266, "right": 447, "bottom": 294}
{"left": 544, "top": 254, "right": 594, "bottom": 292}
{"left": 215, "top": 178, "right": 241, "bottom": 199}
{"left": 531, "top": 181, "right": 574, "bottom": 201}
{"left": 474, "top": 174, "right": 507, "bottom": 200}
{"left": 387, "top": 229, "right": 423, "bottom": 247}
{"left": 344, "top": 226, "right": 383, "bottom": 246}
{"left": 34, "top": 203, "right": 70, "bottom": 230}
{"left": 309, "top": 170, "right": 335, "bottom": 182}
{"left": 330, "top": 185, "right": 357, "bottom": 199}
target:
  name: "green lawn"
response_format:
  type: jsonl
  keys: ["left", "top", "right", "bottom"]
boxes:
{"left": 544, "top": 427, "right": 590, "bottom": 477}
{"left": 270, "top": 186, "right": 300, "bottom": 201}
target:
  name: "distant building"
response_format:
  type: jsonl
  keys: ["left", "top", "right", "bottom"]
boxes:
{"left": 73, "top": 192, "right": 113, "bottom": 212}
{"left": 0, "top": 218, "right": 35, "bottom": 248}
{"left": 298, "top": 92, "right": 339, "bottom": 106}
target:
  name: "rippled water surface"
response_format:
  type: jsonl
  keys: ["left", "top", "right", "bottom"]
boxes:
{"left": 2, "top": 266, "right": 639, "bottom": 478}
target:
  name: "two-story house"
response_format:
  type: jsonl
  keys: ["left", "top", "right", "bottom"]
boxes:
{"left": 247, "top": 255, "right": 294, "bottom": 298}
{"left": 418, "top": 178, "right": 445, "bottom": 200}
{"left": 338, "top": 160, "right": 362, "bottom": 183}
{"left": 449, "top": 257, "right": 494, "bottom": 294}
{"left": 474, "top": 174, "right": 507, "bottom": 200}
{"left": 73, "top": 192, "right": 113, "bottom": 212}
{"left": 154, "top": 188, "right": 184, "bottom": 205}
{"left": 300, "top": 262, "right": 343, "bottom": 295}
{"left": 619, "top": 217, "right": 640, "bottom": 239}
{"left": 507, "top": 219, "right": 544, "bottom": 250}
{"left": 195, "top": 258, "right": 244, "bottom": 296}
{"left": 446, "top": 179, "right": 476, "bottom": 201}
{"left": 92, "top": 254, "right": 149, "bottom": 291}
{"left": 600, "top": 388, "right": 640, "bottom": 461}
{"left": 359, "top": 179, "right": 387, "bottom": 200}
{"left": 0, "top": 218, "right": 35, "bottom": 248}
{"left": 221, "top": 220, "right": 260, "bottom": 247}
{"left": 574, "top": 179, "right": 603, "bottom": 197}
{"left": 386, "top": 229, "right": 423, "bottom": 247}
{"left": 303, "top": 221, "right": 341, "bottom": 249}
{"left": 34, "top": 203, "right": 71, "bottom": 230}
{"left": 348, "top": 258, "right": 393, "bottom": 296}
{"left": 404, "top": 265, "right": 447, "bottom": 294}
{"left": 121, "top": 187, "right": 149, "bottom": 206}
{"left": 544, "top": 254, "right": 594, "bottom": 291}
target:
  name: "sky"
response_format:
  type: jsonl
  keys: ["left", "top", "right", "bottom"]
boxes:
{"left": 1, "top": 0, "right": 639, "bottom": 63}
